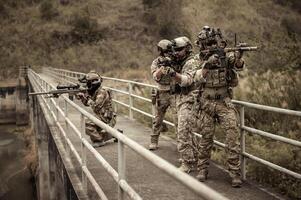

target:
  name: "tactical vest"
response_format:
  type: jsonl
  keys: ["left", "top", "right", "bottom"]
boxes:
{"left": 202, "top": 66, "right": 230, "bottom": 100}
{"left": 205, "top": 67, "right": 228, "bottom": 88}
{"left": 202, "top": 55, "right": 231, "bottom": 100}
{"left": 158, "top": 74, "right": 173, "bottom": 85}
{"left": 157, "top": 59, "right": 182, "bottom": 90}
{"left": 92, "top": 88, "right": 114, "bottom": 122}
{"left": 204, "top": 51, "right": 241, "bottom": 86}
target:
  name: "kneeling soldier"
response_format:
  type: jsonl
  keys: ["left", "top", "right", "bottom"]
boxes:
{"left": 77, "top": 71, "right": 117, "bottom": 148}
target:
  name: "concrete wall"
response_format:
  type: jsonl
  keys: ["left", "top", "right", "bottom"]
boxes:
{"left": 16, "top": 76, "right": 29, "bottom": 125}
{"left": 0, "top": 85, "right": 17, "bottom": 124}
{"left": 0, "top": 67, "right": 29, "bottom": 125}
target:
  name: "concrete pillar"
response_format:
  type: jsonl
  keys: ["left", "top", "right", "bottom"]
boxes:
{"left": 16, "top": 67, "right": 29, "bottom": 125}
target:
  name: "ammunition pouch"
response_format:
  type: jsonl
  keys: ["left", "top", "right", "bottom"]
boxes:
{"left": 227, "top": 69, "right": 239, "bottom": 87}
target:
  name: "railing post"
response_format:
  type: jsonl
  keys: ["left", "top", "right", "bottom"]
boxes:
{"left": 240, "top": 106, "right": 246, "bottom": 180}
{"left": 64, "top": 100, "right": 70, "bottom": 155}
{"left": 55, "top": 103, "right": 59, "bottom": 121}
{"left": 80, "top": 113, "right": 87, "bottom": 192}
{"left": 46, "top": 84, "right": 52, "bottom": 110}
{"left": 113, "top": 92, "right": 118, "bottom": 113}
{"left": 54, "top": 98, "right": 59, "bottom": 122}
{"left": 118, "top": 140, "right": 126, "bottom": 200}
{"left": 128, "top": 82, "right": 133, "bottom": 119}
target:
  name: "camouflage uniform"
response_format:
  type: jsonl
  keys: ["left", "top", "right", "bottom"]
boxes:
{"left": 81, "top": 87, "right": 116, "bottom": 143}
{"left": 193, "top": 52, "right": 244, "bottom": 180}
{"left": 150, "top": 56, "right": 177, "bottom": 147}
{"left": 175, "top": 54, "right": 200, "bottom": 166}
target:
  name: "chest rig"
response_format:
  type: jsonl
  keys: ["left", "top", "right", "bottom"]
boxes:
{"left": 91, "top": 88, "right": 114, "bottom": 120}
{"left": 203, "top": 49, "right": 230, "bottom": 88}
{"left": 201, "top": 50, "right": 232, "bottom": 100}
{"left": 157, "top": 57, "right": 175, "bottom": 86}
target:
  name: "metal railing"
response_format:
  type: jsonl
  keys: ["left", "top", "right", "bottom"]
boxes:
{"left": 43, "top": 67, "right": 301, "bottom": 182}
{"left": 28, "top": 68, "right": 229, "bottom": 200}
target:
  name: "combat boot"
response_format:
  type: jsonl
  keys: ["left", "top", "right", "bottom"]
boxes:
{"left": 196, "top": 170, "right": 208, "bottom": 182}
{"left": 149, "top": 136, "right": 159, "bottom": 151}
{"left": 231, "top": 176, "right": 242, "bottom": 188}
{"left": 178, "top": 162, "right": 191, "bottom": 173}
{"left": 148, "top": 143, "right": 158, "bottom": 150}
{"left": 113, "top": 129, "right": 123, "bottom": 143}
{"left": 92, "top": 141, "right": 105, "bottom": 148}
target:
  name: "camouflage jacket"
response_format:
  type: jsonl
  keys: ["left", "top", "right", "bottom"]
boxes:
{"left": 151, "top": 56, "right": 178, "bottom": 91}
{"left": 175, "top": 54, "right": 201, "bottom": 106}
{"left": 193, "top": 52, "right": 245, "bottom": 100}
{"left": 81, "top": 87, "right": 115, "bottom": 123}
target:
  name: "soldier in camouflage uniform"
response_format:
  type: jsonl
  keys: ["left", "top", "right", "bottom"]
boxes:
{"left": 167, "top": 36, "right": 200, "bottom": 172}
{"left": 149, "top": 39, "right": 178, "bottom": 150}
{"left": 193, "top": 26, "right": 244, "bottom": 187}
{"left": 77, "top": 71, "right": 117, "bottom": 148}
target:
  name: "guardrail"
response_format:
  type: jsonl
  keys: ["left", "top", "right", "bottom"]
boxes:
{"left": 43, "top": 67, "right": 301, "bottom": 182}
{"left": 28, "top": 68, "right": 229, "bottom": 200}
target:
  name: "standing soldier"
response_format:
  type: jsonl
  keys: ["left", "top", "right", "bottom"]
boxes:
{"left": 149, "top": 39, "right": 178, "bottom": 150}
{"left": 77, "top": 71, "right": 117, "bottom": 148}
{"left": 193, "top": 26, "right": 244, "bottom": 187}
{"left": 168, "top": 36, "right": 200, "bottom": 172}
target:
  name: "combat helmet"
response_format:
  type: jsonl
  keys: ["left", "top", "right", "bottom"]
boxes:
{"left": 196, "top": 26, "right": 225, "bottom": 49}
{"left": 172, "top": 36, "right": 193, "bottom": 61}
{"left": 173, "top": 36, "right": 192, "bottom": 52}
{"left": 85, "top": 71, "right": 102, "bottom": 90}
{"left": 157, "top": 39, "right": 172, "bottom": 54}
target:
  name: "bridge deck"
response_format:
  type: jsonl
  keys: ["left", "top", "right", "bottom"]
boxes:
{"left": 39, "top": 73, "right": 285, "bottom": 200}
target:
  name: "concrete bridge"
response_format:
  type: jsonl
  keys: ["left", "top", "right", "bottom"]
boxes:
{"left": 27, "top": 67, "right": 301, "bottom": 200}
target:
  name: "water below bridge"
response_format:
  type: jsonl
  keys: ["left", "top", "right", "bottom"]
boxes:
{"left": 0, "top": 125, "right": 35, "bottom": 200}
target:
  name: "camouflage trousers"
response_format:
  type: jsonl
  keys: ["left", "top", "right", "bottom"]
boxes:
{"left": 176, "top": 95, "right": 197, "bottom": 164}
{"left": 194, "top": 97, "right": 241, "bottom": 178}
{"left": 86, "top": 114, "right": 116, "bottom": 143}
{"left": 151, "top": 90, "right": 177, "bottom": 143}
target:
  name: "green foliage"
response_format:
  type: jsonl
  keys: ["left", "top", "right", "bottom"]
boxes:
{"left": 232, "top": 70, "right": 301, "bottom": 199}
{"left": 39, "top": 0, "right": 57, "bottom": 20}
{"left": 142, "top": 0, "right": 187, "bottom": 39}
{"left": 273, "top": 0, "right": 301, "bottom": 13}
{"left": 69, "top": 13, "right": 103, "bottom": 43}
{"left": 0, "top": 3, "right": 8, "bottom": 19}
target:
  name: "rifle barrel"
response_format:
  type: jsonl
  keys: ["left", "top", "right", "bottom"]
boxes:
{"left": 28, "top": 89, "right": 86, "bottom": 96}
{"left": 225, "top": 46, "right": 258, "bottom": 52}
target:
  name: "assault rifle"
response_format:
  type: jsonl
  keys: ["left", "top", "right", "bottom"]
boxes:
{"left": 200, "top": 42, "right": 258, "bottom": 60}
{"left": 29, "top": 84, "right": 87, "bottom": 100}
{"left": 158, "top": 56, "right": 174, "bottom": 67}
{"left": 157, "top": 56, "right": 180, "bottom": 76}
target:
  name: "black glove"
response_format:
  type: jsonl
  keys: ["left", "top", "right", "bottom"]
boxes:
{"left": 166, "top": 67, "right": 176, "bottom": 77}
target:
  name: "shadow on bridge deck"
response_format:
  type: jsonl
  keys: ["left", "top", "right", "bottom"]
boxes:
{"left": 39, "top": 73, "right": 285, "bottom": 200}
